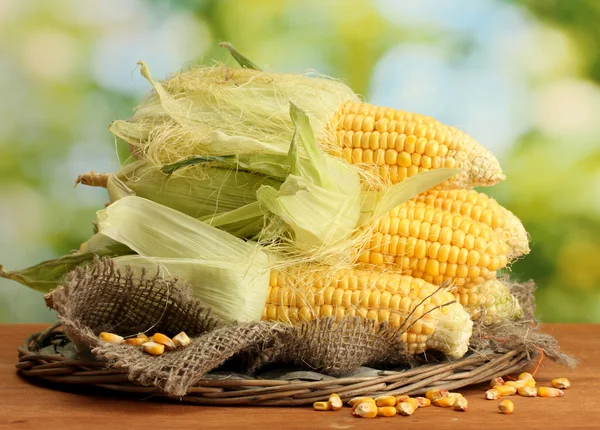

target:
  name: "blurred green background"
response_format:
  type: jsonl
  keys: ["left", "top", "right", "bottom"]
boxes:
{"left": 1, "top": 0, "right": 599, "bottom": 323}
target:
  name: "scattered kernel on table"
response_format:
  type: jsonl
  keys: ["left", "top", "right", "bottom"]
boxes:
{"left": 395, "top": 394, "right": 410, "bottom": 403}
{"left": 377, "top": 406, "right": 397, "bottom": 417}
{"left": 505, "top": 380, "right": 526, "bottom": 389}
{"left": 448, "top": 392, "right": 464, "bottom": 399}
{"left": 493, "top": 385, "right": 517, "bottom": 396}
{"left": 453, "top": 396, "right": 468, "bottom": 412}
{"left": 348, "top": 397, "right": 375, "bottom": 407}
{"left": 490, "top": 376, "right": 505, "bottom": 388}
{"left": 498, "top": 399, "right": 514, "bottom": 414}
{"left": 352, "top": 401, "right": 378, "bottom": 418}
{"left": 328, "top": 393, "right": 343, "bottom": 411}
{"left": 538, "top": 387, "right": 565, "bottom": 397}
{"left": 433, "top": 397, "right": 456, "bottom": 408}
{"left": 375, "top": 395, "right": 396, "bottom": 407}
{"left": 136, "top": 333, "right": 150, "bottom": 343}
{"left": 172, "top": 331, "right": 191, "bottom": 348}
{"left": 426, "top": 389, "right": 449, "bottom": 402}
{"left": 142, "top": 341, "right": 165, "bottom": 356}
{"left": 151, "top": 333, "right": 176, "bottom": 351}
{"left": 518, "top": 386, "right": 537, "bottom": 397}
{"left": 396, "top": 401, "right": 417, "bottom": 416}
{"left": 98, "top": 332, "right": 124, "bottom": 344}
{"left": 486, "top": 389, "right": 500, "bottom": 400}
{"left": 551, "top": 378, "right": 571, "bottom": 389}
{"left": 313, "top": 401, "right": 332, "bottom": 411}
{"left": 415, "top": 397, "right": 431, "bottom": 408}
{"left": 518, "top": 372, "right": 534, "bottom": 381}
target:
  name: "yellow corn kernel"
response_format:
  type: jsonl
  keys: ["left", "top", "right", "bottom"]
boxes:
{"left": 98, "top": 332, "right": 124, "bottom": 344}
{"left": 352, "top": 401, "right": 378, "bottom": 418}
{"left": 433, "top": 397, "right": 456, "bottom": 408}
{"left": 313, "top": 401, "right": 332, "bottom": 411}
{"left": 538, "top": 387, "right": 565, "bottom": 397}
{"left": 493, "top": 385, "right": 517, "bottom": 396}
{"left": 485, "top": 389, "right": 500, "bottom": 400}
{"left": 518, "top": 372, "right": 534, "bottom": 381}
{"left": 152, "top": 333, "right": 176, "bottom": 351}
{"left": 504, "top": 380, "right": 526, "bottom": 389}
{"left": 489, "top": 376, "right": 505, "bottom": 388}
{"left": 328, "top": 393, "right": 343, "bottom": 411}
{"left": 498, "top": 399, "right": 514, "bottom": 414}
{"left": 551, "top": 378, "right": 571, "bottom": 389}
{"left": 426, "top": 389, "right": 449, "bottom": 402}
{"left": 348, "top": 397, "right": 376, "bottom": 407}
{"left": 517, "top": 387, "right": 537, "bottom": 397}
{"left": 375, "top": 395, "right": 396, "bottom": 407}
{"left": 141, "top": 341, "right": 165, "bottom": 356}
{"left": 415, "top": 397, "right": 431, "bottom": 408}
{"left": 377, "top": 406, "right": 397, "bottom": 417}
{"left": 453, "top": 396, "right": 468, "bottom": 412}
{"left": 136, "top": 333, "right": 150, "bottom": 343}
{"left": 396, "top": 401, "right": 418, "bottom": 416}
{"left": 124, "top": 337, "right": 146, "bottom": 346}
{"left": 448, "top": 392, "right": 464, "bottom": 399}
{"left": 523, "top": 379, "right": 536, "bottom": 388}
{"left": 172, "top": 332, "right": 191, "bottom": 348}
{"left": 395, "top": 394, "right": 410, "bottom": 404}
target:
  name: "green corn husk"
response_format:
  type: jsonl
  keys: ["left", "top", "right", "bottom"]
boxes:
{"left": 97, "top": 196, "right": 273, "bottom": 322}
{"left": 0, "top": 237, "right": 133, "bottom": 293}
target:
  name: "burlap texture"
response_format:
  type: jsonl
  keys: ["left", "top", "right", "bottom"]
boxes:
{"left": 46, "top": 259, "right": 411, "bottom": 396}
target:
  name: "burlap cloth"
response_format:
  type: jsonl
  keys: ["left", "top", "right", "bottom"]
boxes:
{"left": 45, "top": 259, "right": 574, "bottom": 397}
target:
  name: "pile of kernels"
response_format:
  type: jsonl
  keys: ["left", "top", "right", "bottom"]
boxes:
{"left": 98, "top": 331, "right": 191, "bottom": 356}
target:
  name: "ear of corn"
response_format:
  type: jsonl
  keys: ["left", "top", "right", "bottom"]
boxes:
{"left": 331, "top": 101, "right": 504, "bottom": 188}
{"left": 263, "top": 267, "right": 473, "bottom": 358}
{"left": 457, "top": 279, "right": 523, "bottom": 325}
{"left": 412, "top": 189, "right": 529, "bottom": 258}
{"left": 358, "top": 201, "right": 510, "bottom": 290}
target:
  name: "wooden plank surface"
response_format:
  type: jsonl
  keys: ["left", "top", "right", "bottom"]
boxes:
{"left": 0, "top": 324, "right": 597, "bottom": 429}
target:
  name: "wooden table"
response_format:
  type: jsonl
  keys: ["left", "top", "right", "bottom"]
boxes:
{"left": 0, "top": 324, "right": 596, "bottom": 429}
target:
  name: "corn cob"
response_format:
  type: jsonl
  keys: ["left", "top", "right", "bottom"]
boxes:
{"left": 262, "top": 268, "right": 473, "bottom": 358}
{"left": 412, "top": 189, "right": 529, "bottom": 258}
{"left": 331, "top": 101, "right": 504, "bottom": 189}
{"left": 358, "top": 201, "right": 511, "bottom": 290}
{"left": 457, "top": 279, "right": 523, "bottom": 324}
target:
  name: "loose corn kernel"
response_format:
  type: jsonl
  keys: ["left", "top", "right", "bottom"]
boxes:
{"left": 395, "top": 394, "right": 410, "bottom": 403}
{"left": 375, "top": 395, "right": 397, "bottom": 407}
{"left": 152, "top": 333, "right": 176, "bottom": 351}
{"left": 313, "top": 401, "right": 332, "bottom": 411}
{"left": 538, "top": 387, "right": 565, "bottom": 397}
{"left": 518, "top": 372, "right": 534, "bottom": 381}
{"left": 453, "top": 396, "right": 468, "bottom": 412}
{"left": 518, "top": 387, "right": 537, "bottom": 397}
{"left": 396, "top": 401, "right": 418, "bottom": 416}
{"left": 141, "top": 341, "right": 165, "bottom": 356}
{"left": 124, "top": 337, "right": 146, "bottom": 346}
{"left": 504, "top": 380, "right": 526, "bottom": 389}
{"left": 98, "top": 332, "right": 124, "bottom": 344}
{"left": 448, "top": 392, "right": 464, "bottom": 399}
{"left": 377, "top": 406, "right": 397, "bottom": 417}
{"left": 328, "top": 393, "right": 343, "bottom": 411}
{"left": 523, "top": 379, "right": 536, "bottom": 388}
{"left": 352, "top": 401, "right": 378, "bottom": 418}
{"left": 486, "top": 389, "right": 500, "bottom": 400}
{"left": 348, "top": 397, "right": 376, "bottom": 407}
{"left": 489, "top": 376, "right": 505, "bottom": 388}
{"left": 433, "top": 397, "right": 456, "bottom": 408}
{"left": 498, "top": 399, "right": 514, "bottom": 414}
{"left": 415, "top": 397, "right": 431, "bottom": 408}
{"left": 551, "top": 378, "right": 570, "bottom": 389}
{"left": 136, "top": 333, "right": 150, "bottom": 342}
{"left": 493, "top": 385, "right": 517, "bottom": 396}
{"left": 426, "top": 389, "right": 449, "bottom": 402}
{"left": 172, "top": 332, "right": 191, "bottom": 348}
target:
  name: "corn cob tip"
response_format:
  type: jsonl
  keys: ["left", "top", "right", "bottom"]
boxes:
{"left": 426, "top": 302, "right": 473, "bottom": 358}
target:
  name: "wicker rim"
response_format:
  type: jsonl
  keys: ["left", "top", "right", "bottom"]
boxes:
{"left": 16, "top": 324, "right": 531, "bottom": 406}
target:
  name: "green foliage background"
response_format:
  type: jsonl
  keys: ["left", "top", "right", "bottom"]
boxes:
{"left": 1, "top": 0, "right": 599, "bottom": 323}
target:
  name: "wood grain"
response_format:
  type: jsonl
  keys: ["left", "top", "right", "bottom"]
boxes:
{"left": 0, "top": 324, "right": 597, "bottom": 429}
